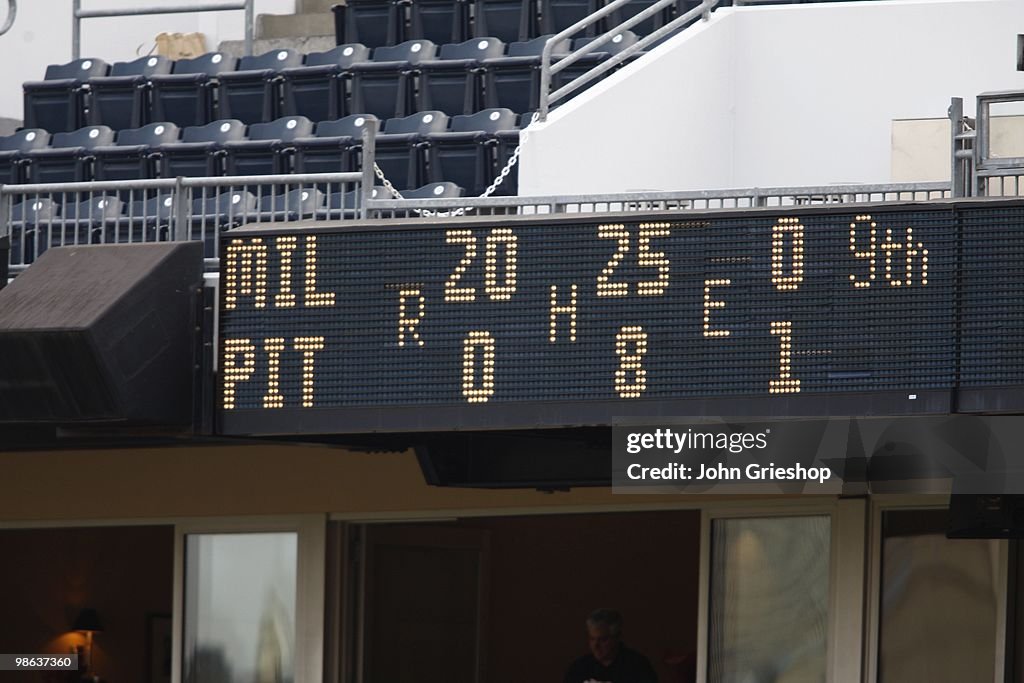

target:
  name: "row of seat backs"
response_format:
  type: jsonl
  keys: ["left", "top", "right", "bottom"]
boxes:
{"left": 23, "top": 34, "right": 629, "bottom": 132}
{"left": 332, "top": 0, "right": 699, "bottom": 47}
{"left": 1, "top": 110, "right": 528, "bottom": 194}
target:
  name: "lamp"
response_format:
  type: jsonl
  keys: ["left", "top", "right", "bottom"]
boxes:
{"left": 72, "top": 608, "right": 103, "bottom": 680}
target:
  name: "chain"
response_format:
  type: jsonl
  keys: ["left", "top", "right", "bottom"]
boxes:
{"left": 371, "top": 112, "right": 540, "bottom": 218}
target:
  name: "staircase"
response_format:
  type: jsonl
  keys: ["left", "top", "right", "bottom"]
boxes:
{"left": 218, "top": 0, "right": 336, "bottom": 58}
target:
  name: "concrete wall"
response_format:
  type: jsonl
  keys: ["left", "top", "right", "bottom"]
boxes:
{"left": 520, "top": 0, "right": 1024, "bottom": 194}
{"left": 0, "top": 0, "right": 295, "bottom": 121}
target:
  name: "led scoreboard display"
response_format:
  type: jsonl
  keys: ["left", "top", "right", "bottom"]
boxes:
{"left": 217, "top": 201, "right": 1024, "bottom": 436}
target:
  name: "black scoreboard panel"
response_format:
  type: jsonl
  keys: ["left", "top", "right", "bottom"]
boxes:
{"left": 217, "top": 201, "right": 1024, "bottom": 436}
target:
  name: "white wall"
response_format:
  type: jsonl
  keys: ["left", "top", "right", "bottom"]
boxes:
{"left": 0, "top": 0, "right": 294, "bottom": 121}
{"left": 520, "top": 0, "right": 1024, "bottom": 194}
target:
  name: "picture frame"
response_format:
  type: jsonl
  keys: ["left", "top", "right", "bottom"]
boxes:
{"left": 147, "top": 613, "right": 172, "bottom": 683}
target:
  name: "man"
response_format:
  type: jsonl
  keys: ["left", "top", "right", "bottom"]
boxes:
{"left": 564, "top": 609, "right": 658, "bottom": 683}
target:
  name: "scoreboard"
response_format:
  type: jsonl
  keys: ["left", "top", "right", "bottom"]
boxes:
{"left": 216, "top": 200, "right": 1024, "bottom": 436}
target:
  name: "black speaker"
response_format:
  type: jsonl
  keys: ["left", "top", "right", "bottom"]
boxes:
{"left": 0, "top": 242, "right": 203, "bottom": 425}
{"left": 948, "top": 494, "right": 1024, "bottom": 539}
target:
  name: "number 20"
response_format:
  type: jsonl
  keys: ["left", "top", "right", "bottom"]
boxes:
{"left": 444, "top": 228, "right": 518, "bottom": 302}
{"left": 597, "top": 223, "right": 671, "bottom": 296}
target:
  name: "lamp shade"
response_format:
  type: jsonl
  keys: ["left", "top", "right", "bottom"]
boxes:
{"left": 72, "top": 608, "right": 103, "bottom": 633}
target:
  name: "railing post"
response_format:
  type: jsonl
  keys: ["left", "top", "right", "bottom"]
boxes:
{"left": 244, "top": 0, "right": 254, "bottom": 57}
{"left": 360, "top": 119, "right": 379, "bottom": 220}
{"left": 72, "top": 0, "right": 81, "bottom": 60}
{"left": 173, "top": 176, "right": 189, "bottom": 242}
{"left": 949, "top": 97, "right": 964, "bottom": 198}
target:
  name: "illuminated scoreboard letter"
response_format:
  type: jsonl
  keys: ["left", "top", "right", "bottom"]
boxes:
{"left": 445, "top": 230, "right": 477, "bottom": 302}
{"left": 397, "top": 288, "right": 426, "bottom": 347}
{"left": 549, "top": 284, "right": 578, "bottom": 343}
{"left": 703, "top": 279, "right": 732, "bottom": 337}
{"left": 304, "top": 236, "right": 335, "bottom": 307}
{"left": 769, "top": 321, "right": 801, "bottom": 394}
{"left": 294, "top": 337, "right": 325, "bottom": 407}
{"left": 614, "top": 326, "right": 648, "bottom": 399}
{"left": 462, "top": 331, "right": 496, "bottom": 403}
{"left": 771, "top": 218, "right": 805, "bottom": 291}
{"left": 263, "top": 338, "right": 286, "bottom": 408}
{"left": 223, "top": 239, "right": 269, "bottom": 309}
{"left": 902, "top": 227, "right": 928, "bottom": 286}
{"left": 274, "top": 237, "right": 299, "bottom": 307}
{"left": 849, "top": 215, "right": 878, "bottom": 288}
{"left": 222, "top": 338, "right": 257, "bottom": 409}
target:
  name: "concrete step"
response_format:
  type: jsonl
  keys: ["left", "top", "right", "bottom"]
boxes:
{"left": 218, "top": 35, "right": 337, "bottom": 59}
{"left": 256, "top": 12, "right": 335, "bottom": 39}
{"left": 296, "top": 0, "right": 339, "bottom": 13}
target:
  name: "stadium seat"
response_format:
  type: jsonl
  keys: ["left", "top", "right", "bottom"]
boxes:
{"left": 403, "top": 180, "right": 465, "bottom": 197}
{"left": 155, "top": 119, "right": 245, "bottom": 178}
{"left": 8, "top": 198, "right": 58, "bottom": 265}
{"left": 91, "top": 122, "right": 180, "bottom": 186}
{"left": 190, "top": 190, "right": 258, "bottom": 257}
{"left": 86, "top": 55, "right": 172, "bottom": 130}
{"left": 218, "top": 49, "right": 304, "bottom": 124}
{"left": 23, "top": 195, "right": 125, "bottom": 257}
{"left": 114, "top": 194, "right": 178, "bottom": 244}
{"left": 418, "top": 37, "right": 506, "bottom": 115}
{"left": 22, "top": 125, "right": 115, "bottom": 184}
{"left": 223, "top": 115, "right": 315, "bottom": 178}
{"left": 0, "top": 129, "right": 50, "bottom": 184}
{"left": 150, "top": 52, "right": 237, "bottom": 128}
{"left": 257, "top": 187, "right": 326, "bottom": 221}
{"left": 610, "top": 0, "right": 670, "bottom": 36}
{"left": 409, "top": 0, "right": 470, "bottom": 45}
{"left": 280, "top": 44, "right": 371, "bottom": 122}
{"left": 482, "top": 34, "right": 569, "bottom": 113}
{"left": 541, "top": 0, "right": 602, "bottom": 35}
{"left": 321, "top": 185, "right": 383, "bottom": 219}
{"left": 292, "top": 114, "right": 379, "bottom": 177}
{"left": 350, "top": 40, "right": 438, "bottom": 120}
{"left": 474, "top": 0, "right": 537, "bottom": 43}
{"left": 376, "top": 110, "right": 449, "bottom": 190}
{"left": 553, "top": 30, "right": 641, "bottom": 95}
{"left": 23, "top": 58, "right": 110, "bottom": 133}
{"left": 426, "top": 108, "right": 516, "bottom": 194}
{"left": 335, "top": 0, "right": 404, "bottom": 49}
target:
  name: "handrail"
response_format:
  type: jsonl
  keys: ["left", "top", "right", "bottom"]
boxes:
{"left": 0, "top": 0, "right": 16, "bottom": 37}
{"left": 539, "top": 0, "right": 719, "bottom": 120}
{"left": 71, "top": 0, "right": 254, "bottom": 59}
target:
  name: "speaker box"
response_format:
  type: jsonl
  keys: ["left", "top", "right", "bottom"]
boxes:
{"left": 0, "top": 242, "right": 203, "bottom": 424}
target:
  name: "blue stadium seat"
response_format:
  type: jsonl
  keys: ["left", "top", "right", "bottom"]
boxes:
{"left": 190, "top": 190, "right": 258, "bottom": 257}
{"left": 22, "top": 125, "right": 115, "bottom": 184}
{"left": 409, "top": 0, "right": 470, "bottom": 44}
{"left": 541, "top": 0, "right": 601, "bottom": 35}
{"left": 336, "top": 0, "right": 404, "bottom": 48}
{"left": 0, "top": 129, "right": 50, "bottom": 184}
{"left": 223, "top": 115, "right": 315, "bottom": 178}
{"left": 350, "top": 40, "right": 438, "bottom": 120}
{"left": 86, "top": 55, "right": 172, "bottom": 130}
{"left": 474, "top": 0, "right": 537, "bottom": 43}
{"left": 292, "top": 114, "right": 379, "bottom": 177}
{"left": 257, "top": 187, "right": 326, "bottom": 221}
{"left": 280, "top": 44, "right": 371, "bottom": 122}
{"left": 218, "top": 49, "right": 304, "bottom": 124}
{"left": 23, "top": 58, "right": 110, "bottom": 133}
{"left": 92, "top": 122, "right": 180, "bottom": 186}
{"left": 150, "top": 52, "right": 237, "bottom": 128}
{"left": 418, "top": 37, "right": 506, "bottom": 115}
{"left": 482, "top": 34, "right": 569, "bottom": 113}
{"left": 554, "top": 30, "right": 641, "bottom": 94}
{"left": 114, "top": 194, "right": 178, "bottom": 244}
{"left": 26, "top": 195, "right": 125, "bottom": 254}
{"left": 155, "top": 119, "right": 245, "bottom": 178}
{"left": 377, "top": 110, "right": 449, "bottom": 190}
{"left": 403, "top": 180, "right": 465, "bottom": 197}
{"left": 8, "top": 198, "right": 58, "bottom": 265}
{"left": 426, "top": 107, "right": 516, "bottom": 194}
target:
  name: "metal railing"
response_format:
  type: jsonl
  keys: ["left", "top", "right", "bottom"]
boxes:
{"left": 539, "top": 0, "right": 718, "bottom": 119}
{"left": 72, "top": 0, "right": 254, "bottom": 60}
{"left": 364, "top": 182, "right": 951, "bottom": 218}
{"left": 0, "top": 171, "right": 364, "bottom": 272}
{"left": 949, "top": 91, "right": 1024, "bottom": 198}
